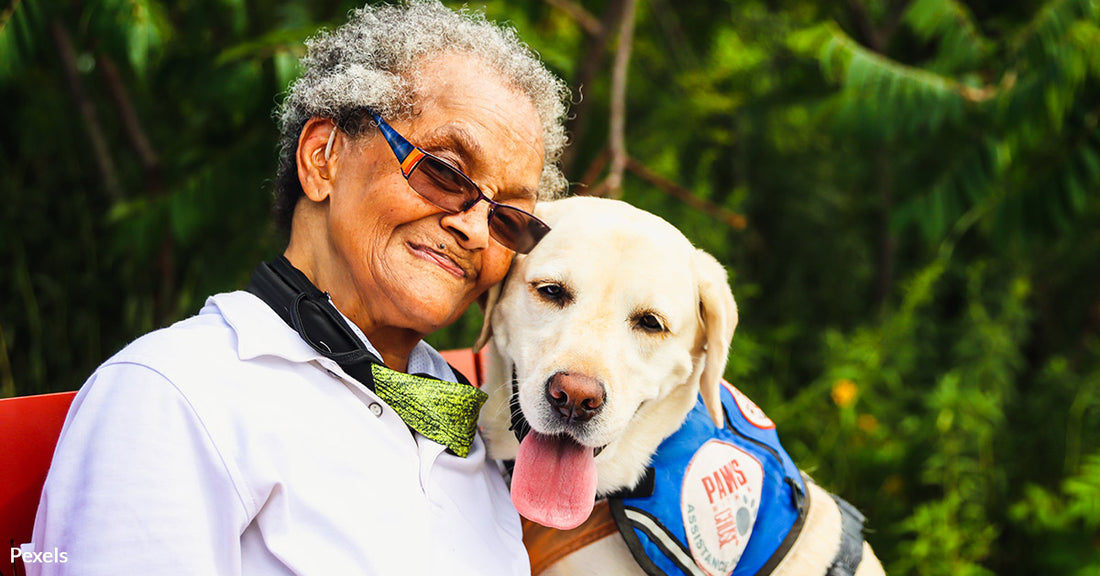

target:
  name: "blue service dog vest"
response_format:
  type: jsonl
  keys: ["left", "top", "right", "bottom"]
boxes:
{"left": 607, "top": 381, "right": 808, "bottom": 576}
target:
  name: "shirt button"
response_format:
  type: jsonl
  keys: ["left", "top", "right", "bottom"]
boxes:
{"left": 368, "top": 402, "right": 383, "bottom": 417}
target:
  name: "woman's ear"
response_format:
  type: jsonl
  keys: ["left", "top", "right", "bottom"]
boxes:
{"left": 297, "top": 117, "right": 339, "bottom": 203}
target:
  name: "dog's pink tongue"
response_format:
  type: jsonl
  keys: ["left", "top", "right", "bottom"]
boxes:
{"left": 511, "top": 431, "right": 597, "bottom": 530}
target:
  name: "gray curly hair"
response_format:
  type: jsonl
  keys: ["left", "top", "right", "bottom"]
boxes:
{"left": 273, "top": 0, "right": 571, "bottom": 233}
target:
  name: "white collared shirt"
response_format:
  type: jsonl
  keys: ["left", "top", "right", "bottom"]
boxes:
{"left": 29, "top": 291, "right": 529, "bottom": 575}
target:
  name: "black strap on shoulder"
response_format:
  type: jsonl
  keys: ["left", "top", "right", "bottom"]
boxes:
{"left": 248, "top": 256, "right": 384, "bottom": 390}
{"left": 445, "top": 367, "right": 472, "bottom": 387}
{"left": 248, "top": 256, "right": 470, "bottom": 391}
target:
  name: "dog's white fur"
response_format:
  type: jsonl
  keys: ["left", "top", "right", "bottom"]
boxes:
{"left": 477, "top": 197, "right": 884, "bottom": 576}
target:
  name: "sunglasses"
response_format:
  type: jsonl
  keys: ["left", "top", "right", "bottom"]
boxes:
{"left": 329, "top": 111, "right": 551, "bottom": 254}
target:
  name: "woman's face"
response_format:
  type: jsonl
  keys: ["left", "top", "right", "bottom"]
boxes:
{"left": 323, "top": 52, "right": 546, "bottom": 337}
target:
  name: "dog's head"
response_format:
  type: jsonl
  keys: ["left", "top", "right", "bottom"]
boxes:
{"left": 476, "top": 197, "right": 737, "bottom": 528}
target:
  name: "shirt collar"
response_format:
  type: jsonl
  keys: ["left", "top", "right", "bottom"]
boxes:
{"left": 205, "top": 291, "right": 326, "bottom": 364}
{"left": 206, "top": 290, "right": 457, "bottom": 383}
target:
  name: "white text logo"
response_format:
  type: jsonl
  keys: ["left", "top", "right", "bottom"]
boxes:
{"left": 11, "top": 543, "right": 69, "bottom": 565}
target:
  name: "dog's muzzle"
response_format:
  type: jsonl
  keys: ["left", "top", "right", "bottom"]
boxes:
{"left": 546, "top": 372, "right": 606, "bottom": 425}
{"left": 509, "top": 367, "right": 608, "bottom": 457}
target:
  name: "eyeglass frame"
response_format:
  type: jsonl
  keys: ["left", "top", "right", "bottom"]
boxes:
{"left": 323, "top": 111, "right": 551, "bottom": 254}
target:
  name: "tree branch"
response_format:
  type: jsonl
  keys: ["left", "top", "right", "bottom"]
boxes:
{"left": 625, "top": 157, "right": 748, "bottom": 230}
{"left": 602, "top": 0, "right": 637, "bottom": 198}
{"left": 842, "top": 0, "right": 911, "bottom": 307}
{"left": 578, "top": 147, "right": 610, "bottom": 190}
{"left": 51, "top": 20, "right": 121, "bottom": 200}
{"left": 98, "top": 54, "right": 162, "bottom": 191}
{"left": 1, "top": 0, "right": 23, "bottom": 34}
{"left": 560, "top": 0, "right": 627, "bottom": 176}
{"left": 577, "top": 150, "right": 748, "bottom": 230}
{"left": 647, "top": 0, "right": 697, "bottom": 70}
{"left": 96, "top": 55, "right": 173, "bottom": 323}
{"left": 543, "top": 0, "right": 602, "bottom": 36}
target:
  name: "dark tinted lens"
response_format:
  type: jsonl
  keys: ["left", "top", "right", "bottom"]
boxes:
{"left": 407, "top": 155, "right": 480, "bottom": 212}
{"left": 489, "top": 205, "right": 551, "bottom": 254}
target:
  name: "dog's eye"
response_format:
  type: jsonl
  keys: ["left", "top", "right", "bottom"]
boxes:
{"left": 635, "top": 313, "right": 665, "bottom": 333}
{"left": 533, "top": 282, "right": 571, "bottom": 305}
{"left": 537, "top": 284, "right": 563, "bottom": 299}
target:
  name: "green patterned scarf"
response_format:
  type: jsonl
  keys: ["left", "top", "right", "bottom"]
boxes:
{"left": 370, "top": 364, "right": 488, "bottom": 457}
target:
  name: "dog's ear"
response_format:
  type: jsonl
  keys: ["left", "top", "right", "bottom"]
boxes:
{"left": 694, "top": 249, "right": 738, "bottom": 428}
{"left": 476, "top": 199, "right": 563, "bottom": 352}
{"left": 474, "top": 282, "right": 503, "bottom": 352}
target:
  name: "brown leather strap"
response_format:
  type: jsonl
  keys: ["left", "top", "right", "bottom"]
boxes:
{"left": 522, "top": 500, "right": 620, "bottom": 575}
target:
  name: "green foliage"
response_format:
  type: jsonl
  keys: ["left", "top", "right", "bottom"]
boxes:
{"left": 903, "top": 0, "right": 991, "bottom": 73}
{"left": 1, "top": 0, "right": 1098, "bottom": 573}
{"left": 1011, "top": 450, "right": 1100, "bottom": 574}
{"left": 800, "top": 20, "right": 969, "bottom": 138}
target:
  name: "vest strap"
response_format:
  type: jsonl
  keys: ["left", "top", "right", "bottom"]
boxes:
{"left": 825, "top": 495, "right": 866, "bottom": 576}
{"left": 753, "top": 477, "right": 812, "bottom": 576}
{"left": 608, "top": 500, "right": 705, "bottom": 576}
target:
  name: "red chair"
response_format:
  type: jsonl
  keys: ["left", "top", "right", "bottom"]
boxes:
{"left": 438, "top": 347, "right": 490, "bottom": 388}
{"left": 0, "top": 348, "right": 488, "bottom": 572}
{"left": 0, "top": 390, "right": 77, "bottom": 573}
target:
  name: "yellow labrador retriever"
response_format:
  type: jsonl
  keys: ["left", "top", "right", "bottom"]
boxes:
{"left": 476, "top": 197, "right": 885, "bottom": 576}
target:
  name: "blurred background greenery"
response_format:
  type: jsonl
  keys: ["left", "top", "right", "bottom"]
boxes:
{"left": 2, "top": 0, "right": 1098, "bottom": 573}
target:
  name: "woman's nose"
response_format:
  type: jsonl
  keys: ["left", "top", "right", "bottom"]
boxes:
{"left": 440, "top": 198, "right": 492, "bottom": 250}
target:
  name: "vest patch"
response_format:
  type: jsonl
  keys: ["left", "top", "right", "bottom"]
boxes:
{"left": 608, "top": 381, "right": 808, "bottom": 576}
{"left": 682, "top": 440, "right": 764, "bottom": 576}
{"left": 723, "top": 382, "right": 775, "bottom": 430}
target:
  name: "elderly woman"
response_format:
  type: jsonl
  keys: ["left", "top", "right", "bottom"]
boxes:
{"left": 29, "top": 2, "right": 569, "bottom": 575}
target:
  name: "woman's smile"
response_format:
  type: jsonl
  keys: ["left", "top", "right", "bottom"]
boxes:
{"left": 407, "top": 241, "right": 468, "bottom": 279}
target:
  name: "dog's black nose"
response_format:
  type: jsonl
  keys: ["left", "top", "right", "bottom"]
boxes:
{"left": 546, "top": 372, "right": 606, "bottom": 424}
